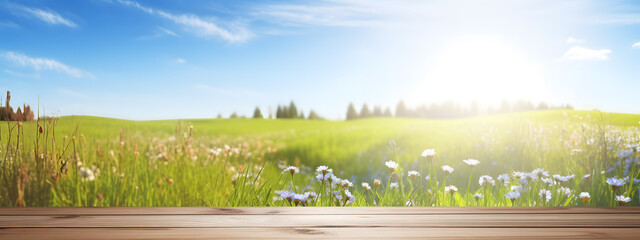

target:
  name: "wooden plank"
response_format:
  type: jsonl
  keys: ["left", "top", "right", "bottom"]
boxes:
{"left": 1, "top": 207, "right": 639, "bottom": 215}
{"left": 2, "top": 214, "right": 639, "bottom": 228}
{"left": 1, "top": 227, "right": 639, "bottom": 239}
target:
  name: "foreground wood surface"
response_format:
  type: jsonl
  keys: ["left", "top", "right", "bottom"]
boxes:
{"left": 1, "top": 207, "right": 639, "bottom": 239}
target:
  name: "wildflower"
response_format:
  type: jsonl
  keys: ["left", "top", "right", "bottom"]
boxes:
{"left": 316, "top": 173, "right": 331, "bottom": 183}
{"left": 391, "top": 172, "right": 400, "bottom": 181}
{"left": 513, "top": 171, "right": 528, "bottom": 179}
{"left": 79, "top": 167, "right": 95, "bottom": 181}
{"left": 424, "top": 175, "right": 430, "bottom": 181}
{"left": 479, "top": 175, "right": 495, "bottom": 187}
{"left": 553, "top": 174, "right": 575, "bottom": 182}
{"left": 293, "top": 193, "right": 308, "bottom": 206}
{"left": 463, "top": 159, "right": 480, "bottom": 166}
{"left": 390, "top": 182, "right": 399, "bottom": 189}
{"left": 344, "top": 189, "right": 356, "bottom": 203}
{"left": 362, "top": 182, "right": 371, "bottom": 191}
{"left": 541, "top": 177, "right": 554, "bottom": 186}
{"left": 445, "top": 185, "right": 458, "bottom": 195}
{"left": 275, "top": 190, "right": 294, "bottom": 203}
{"left": 282, "top": 166, "right": 299, "bottom": 176}
{"left": 510, "top": 185, "right": 525, "bottom": 193}
{"left": 330, "top": 174, "right": 340, "bottom": 184}
{"left": 305, "top": 192, "right": 318, "bottom": 201}
{"left": 505, "top": 191, "right": 521, "bottom": 200}
{"left": 332, "top": 191, "right": 343, "bottom": 200}
{"left": 615, "top": 195, "right": 631, "bottom": 205}
{"left": 474, "top": 193, "right": 484, "bottom": 201}
{"left": 421, "top": 149, "right": 436, "bottom": 160}
{"left": 408, "top": 170, "right": 420, "bottom": 181}
{"left": 579, "top": 192, "right": 590, "bottom": 206}
{"left": 340, "top": 179, "right": 353, "bottom": 188}
{"left": 441, "top": 165, "right": 454, "bottom": 174}
{"left": 539, "top": 189, "right": 551, "bottom": 203}
{"left": 583, "top": 174, "right": 591, "bottom": 179}
{"left": 530, "top": 168, "right": 550, "bottom": 179}
{"left": 606, "top": 177, "right": 626, "bottom": 191}
{"left": 385, "top": 160, "right": 399, "bottom": 172}
{"left": 373, "top": 179, "right": 381, "bottom": 189}
{"left": 316, "top": 166, "right": 332, "bottom": 175}
{"left": 497, "top": 174, "right": 510, "bottom": 184}
{"left": 634, "top": 178, "right": 640, "bottom": 185}
{"left": 557, "top": 187, "right": 572, "bottom": 197}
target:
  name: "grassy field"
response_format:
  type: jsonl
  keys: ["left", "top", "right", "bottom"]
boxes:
{"left": 1, "top": 110, "right": 639, "bottom": 207}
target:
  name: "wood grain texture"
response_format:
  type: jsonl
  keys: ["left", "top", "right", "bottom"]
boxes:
{"left": 1, "top": 207, "right": 639, "bottom": 215}
{"left": 1, "top": 228, "right": 639, "bottom": 239}
{"left": 1, "top": 207, "right": 638, "bottom": 239}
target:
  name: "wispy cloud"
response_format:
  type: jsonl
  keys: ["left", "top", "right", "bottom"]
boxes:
{"left": 0, "top": 20, "right": 19, "bottom": 28}
{"left": 254, "top": 0, "right": 398, "bottom": 27}
{"left": 111, "top": 0, "right": 251, "bottom": 42}
{"left": 633, "top": 42, "right": 640, "bottom": 48}
{"left": 566, "top": 37, "right": 585, "bottom": 44}
{"left": 563, "top": 46, "right": 611, "bottom": 61}
{"left": 175, "top": 58, "right": 186, "bottom": 64}
{"left": 3, "top": 52, "right": 94, "bottom": 78}
{"left": 8, "top": 3, "right": 77, "bottom": 27}
{"left": 138, "top": 26, "right": 179, "bottom": 40}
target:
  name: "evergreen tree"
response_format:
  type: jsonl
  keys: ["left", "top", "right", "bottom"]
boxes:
{"left": 230, "top": 112, "right": 238, "bottom": 118}
{"left": 383, "top": 107, "right": 392, "bottom": 117}
{"left": 360, "top": 104, "right": 372, "bottom": 118}
{"left": 308, "top": 110, "right": 323, "bottom": 120}
{"left": 288, "top": 101, "right": 298, "bottom": 119}
{"left": 346, "top": 103, "right": 358, "bottom": 120}
{"left": 252, "top": 107, "right": 264, "bottom": 119}
{"left": 276, "top": 106, "right": 282, "bottom": 119}
{"left": 298, "top": 112, "right": 305, "bottom": 119}
{"left": 395, "top": 100, "right": 409, "bottom": 118}
{"left": 373, "top": 106, "right": 382, "bottom": 117}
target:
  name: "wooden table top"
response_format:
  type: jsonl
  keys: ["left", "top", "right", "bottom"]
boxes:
{"left": 1, "top": 207, "right": 639, "bottom": 239}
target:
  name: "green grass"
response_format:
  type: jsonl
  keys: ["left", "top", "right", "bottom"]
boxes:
{"left": 1, "top": 110, "right": 639, "bottom": 207}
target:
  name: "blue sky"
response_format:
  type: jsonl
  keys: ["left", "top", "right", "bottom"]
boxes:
{"left": 1, "top": 0, "right": 639, "bottom": 120}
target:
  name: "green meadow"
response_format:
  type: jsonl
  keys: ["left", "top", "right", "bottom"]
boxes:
{"left": 1, "top": 110, "right": 639, "bottom": 207}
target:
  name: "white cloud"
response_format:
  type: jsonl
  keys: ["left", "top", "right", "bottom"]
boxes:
{"left": 175, "top": 58, "right": 186, "bottom": 64}
{"left": 3, "top": 52, "right": 94, "bottom": 78}
{"left": 10, "top": 3, "right": 77, "bottom": 27}
{"left": 633, "top": 42, "right": 640, "bottom": 48}
{"left": 566, "top": 37, "right": 585, "bottom": 44}
{"left": 112, "top": 0, "right": 250, "bottom": 42}
{"left": 563, "top": 46, "right": 611, "bottom": 61}
{"left": 138, "top": 26, "right": 179, "bottom": 40}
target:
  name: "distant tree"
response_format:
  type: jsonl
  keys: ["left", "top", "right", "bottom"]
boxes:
{"left": 298, "top": 112, "right": 305, "bottom": 119}
{"left": 373, "top": 106, "right": 382, "bottom": 117}
{"left": 360, "top": 104, "right": 372, "bottom": 118}
{"left": 470, "top": 100, "right": 479, "bottom": 116}
{"left": 383, "top": 107, "right": 392, "bottom": 117}
{"left": 346, "top": 103, "right": 358, "bottom": 120}
{"left": 276, "top": 106, "right": 283, "bottom": 119}
{"left": 252, "top": 107, "right": 264, "bottom": 119}
{"left": 288, "top": 101, "right": 298, "bottom": 119}
{"left": 217, "top": 114, "right": 222, "bottom": 119}
{"left": 308, "top": 110, "right": 323, "bottom": 120}
{"left": 395, "top": 100, "right": 409, "bottom": 118}
{"left": 230, "top": 112, "right": 239, "bottom": 118}
{"left": 537, "top": 102, "right": 549, "bottom": 110}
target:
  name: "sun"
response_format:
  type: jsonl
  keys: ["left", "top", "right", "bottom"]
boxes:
{"left": 411, "top": 35, "right": 547, "bottom": 106}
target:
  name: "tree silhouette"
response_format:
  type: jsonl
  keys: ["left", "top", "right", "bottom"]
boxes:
{"left": 346, "top": 103, "right": 358, "bottom": 120}
{"left": 252, "top": 107, "right": 264, "bottom": 119}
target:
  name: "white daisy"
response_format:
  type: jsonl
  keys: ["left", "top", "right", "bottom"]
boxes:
{"left": 615, "top": 195, "right": 631, "bottom": 205}
{"left": 441, "top": 165, "right": 455, "bottom": 174}
{"left": 606, "top": 177, "right": 626, "bottom": 191}
{"left": 408, "top": 170, "right": 420, "bottom": 180}
{"left": 557, "top": 187, "right": 572, "bottom": 197}
{"left": 539, "top": 189, "right": 551, "bottom": 203}
{"left": 479, "top": 175, "right": 495, "bottom": 187}
{"left": 421, "top": 149, "right": 436, "bottom": 159}
{"left": 282, "top": 166, "right": 299, "bottom": 175}
{"left": 373, "top": 179, "right": 382, "bottom": 188}
{"left": 579, "top": 192, "right": 590, "bottom": 205}
{"left": 390, "top": 182, "right": 399, "bottom": 189}
{"left": 79, "top": 167, "right": 95, "bottom": 181}
{"left": 505, "top": 191, "right": 521, "bottom": 200}
{"left": 445, "top": 185, "right": 458, "bottom": 195}
{"left": 340, "top": 179, "right": 353, "bottom": 188}
{"left": 385, "top": 160, "right": 399, "bottom": 171}
{"left": 497, "top": 174, "right": 510, "bottom": 184}
{"left": 463, "top": 159, "right": 480, "bottom": 166}
{"left": 362, "top": 182, "right": 371, "bottom": 190}
{"left": 316, "top": 165, "right": 332, "bottom": 174}
{"left": 474, "top": 193, "right": 484, "bottom": 200}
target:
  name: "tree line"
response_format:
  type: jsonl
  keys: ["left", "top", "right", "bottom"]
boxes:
{"left": 226, "top": 101, "right": 324, "bottom": 120}
{"left": 0, "top": 91, "right": 35, "bottom": 121}
{"left": 346, "top": 100, "right": 573, "bottom": 120}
